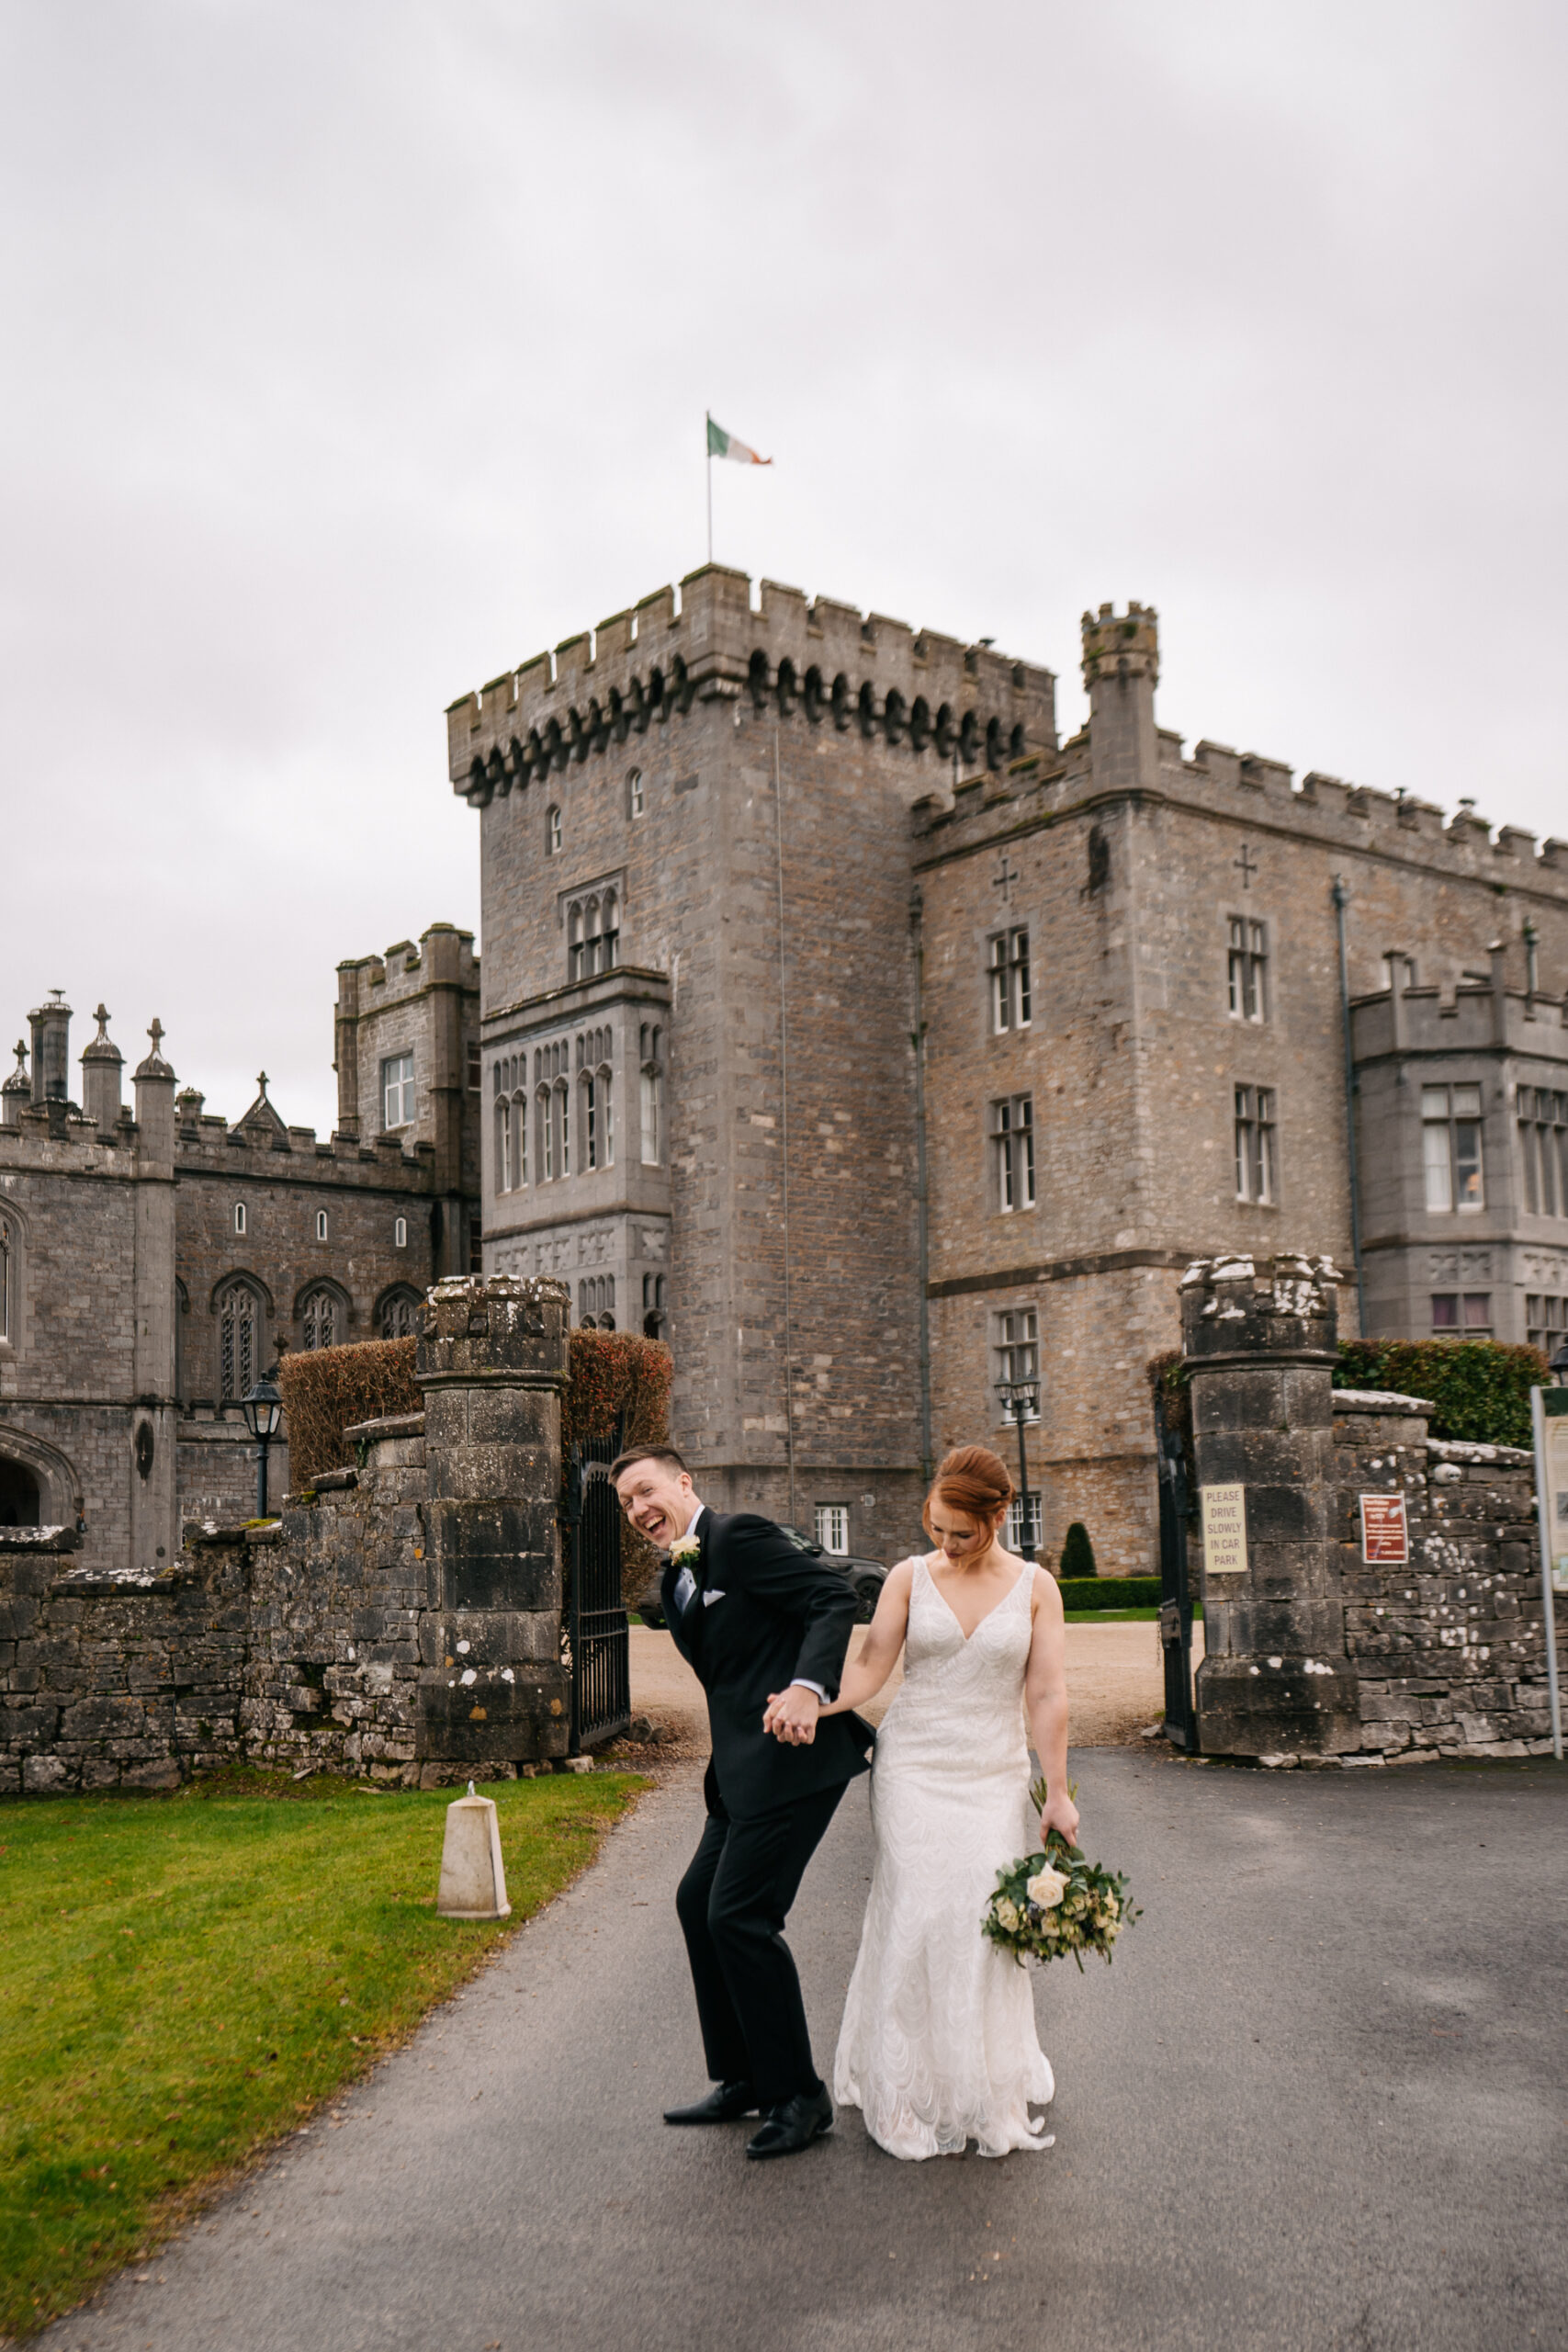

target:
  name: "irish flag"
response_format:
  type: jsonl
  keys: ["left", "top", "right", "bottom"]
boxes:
{"left": 706, "top": 414, "right": 772, "bottom": 466}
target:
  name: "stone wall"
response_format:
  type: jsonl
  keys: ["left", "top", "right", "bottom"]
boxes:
{"left": 0, "top": 1276, "right": 575, "bottom": 1795}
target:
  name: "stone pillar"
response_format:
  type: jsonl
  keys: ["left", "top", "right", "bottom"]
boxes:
{"left": 1184, "top": 1252, "right": 1361, "bottom": 1758}
{"left": 415, "top": 1273, "right": 572, "bottom": 1766}
{"left": 80, "top": 1005, "right": 124, "bottom": 1135}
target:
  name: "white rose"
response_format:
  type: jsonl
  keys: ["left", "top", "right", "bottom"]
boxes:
{"left": 995, "top": 1898, "right": 1021, "bottom": 1932}
{"left": 1026, "top": 1866, "right": 1068, "bottom": 1911}
{"left": 670, "top": 1536, "right": 701, "bottom": 1565}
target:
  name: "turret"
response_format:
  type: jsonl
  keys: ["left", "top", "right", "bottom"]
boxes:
{"left": 28, "top": 991, "right": 72, "bottom": 1106}
{"left": 80, "top": 1004, "right": 124, "bottom": 1135}
{"left": 1082, "top": 601, "right": 1159, "bottom": 797}
{"left": 1, "top": 1041, "right": 28, "bottom": 1129}
{"left": 132, "top": 1019, "right": 177, "bottom": 1158}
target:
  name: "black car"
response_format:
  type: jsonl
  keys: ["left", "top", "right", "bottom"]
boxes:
{"left": 637, "top": 1521, "right": 888, "bottom": 1629}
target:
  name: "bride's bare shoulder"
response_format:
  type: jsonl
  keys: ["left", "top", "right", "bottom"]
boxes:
{"left": 1029, "top": 1564, "right": 1065, "bottom": 1618}
{"left": 887, "top": 1554, "right": 927, "bottom": 1581}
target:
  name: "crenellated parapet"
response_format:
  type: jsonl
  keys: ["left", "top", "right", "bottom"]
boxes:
{"left": 446, "top": 564, "right": 1057, "bottom": 808}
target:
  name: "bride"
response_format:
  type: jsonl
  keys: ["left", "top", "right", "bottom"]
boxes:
{"left": 818, "top": 1445, "right": 1077, "bottom": 2160}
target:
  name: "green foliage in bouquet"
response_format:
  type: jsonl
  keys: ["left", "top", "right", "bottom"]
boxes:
{"left": 981, "top": 1778, "right": 1140, "bottom": 1972}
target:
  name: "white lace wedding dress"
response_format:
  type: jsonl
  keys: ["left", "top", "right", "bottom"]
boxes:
{"left": 832, "top": 1554, "right": 1055, "bottom": 2160}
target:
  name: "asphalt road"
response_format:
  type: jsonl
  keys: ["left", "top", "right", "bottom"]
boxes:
{"left": 38, "top": 1752, "right": 1568, "bottom": 2352}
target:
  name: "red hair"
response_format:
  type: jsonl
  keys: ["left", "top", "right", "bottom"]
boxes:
{"left": 921, "top": 1443, "right": 1014, "bottom": 1540}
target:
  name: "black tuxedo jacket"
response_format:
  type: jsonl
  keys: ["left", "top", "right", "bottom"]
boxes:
{"left": 661, "top": 1510, "right": 874, "bottom": 1821}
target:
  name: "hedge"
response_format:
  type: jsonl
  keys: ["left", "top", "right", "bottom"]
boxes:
{"left": 277, "top": 1323, "right": 673, "bottom": 1606}
{"left": 1059, "top": 1575, "right": 1161, "bottom": 1611}
{"left": 1146, "top": 1334, "right": 1550, "bottom": 1468}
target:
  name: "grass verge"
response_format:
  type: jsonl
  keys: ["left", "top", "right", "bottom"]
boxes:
{"left": 0, "top": 1767, "right": 645, "bottom": 2339}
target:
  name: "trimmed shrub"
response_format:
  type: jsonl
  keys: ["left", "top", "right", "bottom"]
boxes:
{"left": 277, "top": 1324, "right": 674, "bottom": 1604}
{"left": 1147, "top": 1336, "right": 1549, "bottom": 1466}
{"left": 1332, "top": 1338, "right": 1546, "bottom": 1451}
{"left": 1059, "top": 1575, "right": 1162, "bottom": 1611}
{"left": 1059, "top": 1521, "right": 1097, "bottom": 1577}
{"left": 279, "top": 1338, "right": 418, "bottom": 1487}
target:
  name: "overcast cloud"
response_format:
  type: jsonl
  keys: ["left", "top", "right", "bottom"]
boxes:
{"left": 3, "top": 0, "right": 1563, "bottom": 1136}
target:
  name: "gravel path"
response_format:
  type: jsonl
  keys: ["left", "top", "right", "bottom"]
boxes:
{"left": 35, "top": 1749, "right": 1567, "bottom": 2352}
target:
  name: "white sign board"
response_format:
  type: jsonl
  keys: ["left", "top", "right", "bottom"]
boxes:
{"left": 1200, "top": 1483, "right": 1248, "bottom": 1575}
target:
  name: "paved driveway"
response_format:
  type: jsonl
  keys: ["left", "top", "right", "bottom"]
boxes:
{"left": 37, "top": 1752, "right": 1568, "bottom": 2352}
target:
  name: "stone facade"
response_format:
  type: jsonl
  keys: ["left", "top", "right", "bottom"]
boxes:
{"left": 1181, "top": 1251, "right": 1563, "bottom": 1763}
{"left": 0, "top": 924, "right": 479, "bottom": 1567}
{"left": 0, "top": 1276, "right": 573, "bottom": 1794}
{"left": 449, "top": 571, "right": 1568, "bottom": 1574}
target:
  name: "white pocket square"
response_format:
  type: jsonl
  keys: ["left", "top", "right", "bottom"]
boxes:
{"left": 702, "top": 1588, "right": 727, "bottom": 1607}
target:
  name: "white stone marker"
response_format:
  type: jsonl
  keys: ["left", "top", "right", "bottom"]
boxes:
{"left": 435, "top": 1781, "right": 512, "bottom": 1920}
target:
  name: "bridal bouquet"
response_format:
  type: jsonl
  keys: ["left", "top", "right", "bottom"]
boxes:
{"left": 982, "top": 1779, "right": 1140, "bottom": 1971}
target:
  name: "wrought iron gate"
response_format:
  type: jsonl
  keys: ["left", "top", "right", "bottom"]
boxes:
{"left": 563, "top": 1434, "right": 631, "bottom": 1753}
{"left": 1156, "top": 1407, "right": 1200, "bottom": 1752}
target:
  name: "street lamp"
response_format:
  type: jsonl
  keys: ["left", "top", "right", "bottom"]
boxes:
{"left": 240, "top": 1367, "right": 284, "bottom": 1517}
{"left": 994, "top": 1374, "right": 1040, "bottom": 1558}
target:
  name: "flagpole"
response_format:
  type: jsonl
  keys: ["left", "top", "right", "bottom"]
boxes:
{"left": 705, "top": 411, "right": 713, "bottom": 564}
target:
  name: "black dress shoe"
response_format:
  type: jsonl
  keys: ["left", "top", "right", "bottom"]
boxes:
{"left": 745, "top": 2084, "right": 834, "bottom": 2159}
{"left": 663, "top": 2081, "right": 760, "bottom": 2125}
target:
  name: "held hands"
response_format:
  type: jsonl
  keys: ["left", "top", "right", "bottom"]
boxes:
{"left": 762, "top": 1686, "right": 820, "bottom": 1746}
{"left": 1038, "top": 1786, "right": 1080, "bottom": 1849}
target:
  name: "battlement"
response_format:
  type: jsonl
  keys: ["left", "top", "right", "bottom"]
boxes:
{"left": 335, "top": 922, "right": 479, "bottom": 1012}
{"left": 1081, "top": 600, "right": 1159, "bottom": 689}
{"left": 1350, "top": 966, "right": 1568, "bottom": 1065}
{"left": 446, "top": 566, "right": 1057, "bottom": 805}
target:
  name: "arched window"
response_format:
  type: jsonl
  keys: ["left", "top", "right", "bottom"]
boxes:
{"left": 567, "top": 901, "right": 585, "bottom": 979}
{"left": 537, "top": 1085, "right": 553, "bottom": 1182}
{"left": 0, "top": 1214, "right": 11, "bottom": 1344}
{"left": 578, "top": 1275, "right": 615, "bottom": 1328}
{"left": 299, "top": 1286, "right": 339, "bottom": 1351}
{"left": 233, "top": 1202, "right": 247, "bottom": 1237}
{"left": 495, "top": 1094, "right": 513, "bottom": 1193}
{"left": 555, "top": 1079, "right": 570, "bottom": 1177}
{"left": 642, "top": 1272, "right": 667, "bottom": 1340}
{"left": 315, "top": 1208, "right": 329, "bottom": 1242}
{"left": 628, "top": 768, "right": 645, "bottom": 818}
{"left": 566, "top": 893, "right": 621, "bottom": 982}
{"left": 217, "top": 1279, "right": 263, "bottom": 1400}
{"left": 547, "top": 804, "right": 562, "bottom": 855}
{"left": 393, "top": 1216, "right": 408, "bottom": 1249}
{"left": 379, "top": 1287, "right": 421, "bottom": 1340}
{"left": 639, "top": 1023, "right": 664, "bottom": 1165}
{"left": 581, "top": 1068, "right": 613, "bottom": 1170}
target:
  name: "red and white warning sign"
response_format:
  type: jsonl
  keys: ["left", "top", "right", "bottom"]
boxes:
{"left": 1359, "top": 1492, "right": 1409, "bottom": 1566}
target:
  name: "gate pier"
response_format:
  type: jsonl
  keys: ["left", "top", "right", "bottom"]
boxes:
{"left": 1184, "top": 1254, "right": 1362, "bottom": 1758}
{"left": 415, "top": 1274, "right": 573, "bottom": 1769}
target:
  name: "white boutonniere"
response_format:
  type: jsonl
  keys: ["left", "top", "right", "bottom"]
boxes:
{"left": 670, "top": 1533, "right": 701, "bottom": 1568}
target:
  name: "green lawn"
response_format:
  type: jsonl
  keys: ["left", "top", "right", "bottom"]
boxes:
{"left": 1065, "top": 1603, "right": 1204, "bottom": 1623}
{"left": 0, "top": 1769, "right": 644, "bottom": 2340}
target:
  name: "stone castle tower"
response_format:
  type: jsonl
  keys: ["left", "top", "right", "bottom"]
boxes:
{"left": 450, "top": 569, "right": 1568, "bottom": 1572}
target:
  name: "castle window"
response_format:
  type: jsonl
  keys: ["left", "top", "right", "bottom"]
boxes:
{"left": 299, "top": 1286, "right": 339, "bottom": 1351}
{"left": 581, "top": 1069, "right": 613, "bottom": 1170}
{"left": 815, "top": 1504, "right": 850, "bottom": 1556}
{"left": 467, "top": 1039, "right": 481, "bottom": 1092}
{"left": 381, "top": 1052, "right": 415, "bottom": 1130}
{"left": 380, "top": 1287, "right": 421, "bottom": 1340}
{"left": 642, "top": 1272, "right": 667, "bottom": 1340}
{"left": 640, "top": 1024, "right": 664, "bottom": 1165}
{"left": 547, "top": 804, "right": 562, "bottom": 855}
{"left": 315, "top": 1208, "right": 329, "bottom": 1242}
{"left": 1227, "top": 918, "right": 1268, "bottom": 1023}
{"left": 217, "top": 1279, "right": 262, "bottom": 1401}
{"left": 1517, "top": 1084, "right": 1566, "bottom": 1217}
{"left": 496, "top": 1094, "right": 513, "bottom": 1193}
{"left": 628, "top": 768, "right": 645, "bottom": 819}
{"left": 393, "top": 1216, "right": 408, "bottom": 1248}
{"left": 0, "top": 1216, "right": 11, "bottom": 1344}
{"left": 1234, "top": 1085, "right": 1277, "bottom": 1204}
{"left": 577, "top": 1274, "right": 615, "bottom": 1329}
{"left": 988, "top": 928, "right": 1031, "bottom": 1034}
{"left": 990, "top": 1095, "right": 1034, "bottom": 1212}
{"left": 1422, "top": 1084, "right": 1483, "bottom": 1213}
{"left": 1004, "top": 1490, "right": 1043, "bottom": 1555}
{"left": 1431, "top": 1292, "right": 1491, "bottom": 1336}
{"left": 233, "top": 1202, "right": 247, "bottom": 1238}
{"left": 568, "top": 892, "right": 620, "bottom": 982}
{"left": 1527, "top": 1295, "right": 1566, "bottom": 1358}
{"left": 991, "top": 1308, "right": 1039, "bottom": 1417}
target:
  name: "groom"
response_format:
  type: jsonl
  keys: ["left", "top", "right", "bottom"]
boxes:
{"left": 612, "top": 1444, "right": 873, "bottom": 2159}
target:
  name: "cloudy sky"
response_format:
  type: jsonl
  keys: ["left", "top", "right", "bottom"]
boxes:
{"left": 4, "top": 0, "right": 1564, "bottom": 1136}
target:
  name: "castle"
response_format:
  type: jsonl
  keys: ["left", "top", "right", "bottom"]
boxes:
{"left": 0, "top": 927, "right": 479, "bottom": 1563}
{"left": 448, "top": 567, "right": 1568, "bottom": 1572}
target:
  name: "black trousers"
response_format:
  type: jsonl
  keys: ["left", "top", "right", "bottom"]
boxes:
{"left": 675, "top": 1780, "right": 847, "bottom": 2109}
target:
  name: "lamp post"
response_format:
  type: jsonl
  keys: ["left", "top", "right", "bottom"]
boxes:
{"left": 241, "top": 1367, "right": 284, "bottom": 1518}
{"left": 994, "top": 1374, "right": 1041, "bottom": 1558}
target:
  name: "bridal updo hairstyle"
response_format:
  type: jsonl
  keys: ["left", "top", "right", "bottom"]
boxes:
{"left": 921, "top": 1444, "right": 1014, "bottom": 1542}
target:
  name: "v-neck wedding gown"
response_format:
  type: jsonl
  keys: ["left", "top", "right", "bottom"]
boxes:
{"left": 832, "top": 1555, "right": 1055, "bottom": 2160}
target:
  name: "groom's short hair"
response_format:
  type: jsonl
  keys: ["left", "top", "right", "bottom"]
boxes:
{"left": 610, "top": 1442, "right": 691, "bottom": 1483}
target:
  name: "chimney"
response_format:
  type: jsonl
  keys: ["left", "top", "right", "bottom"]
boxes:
{"left": 132, "top": 1019, "right": 177, "bottom": 1158}
{"left": 28, "top": 992, "right": 72, "bottom": 1106}
{"left": 81, "top": 1004, "right": 124, "bottom": 1134}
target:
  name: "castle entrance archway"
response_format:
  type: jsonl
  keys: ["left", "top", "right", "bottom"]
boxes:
{"left": 0, "top": 1457, "right": 41, "bottom": 1526}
